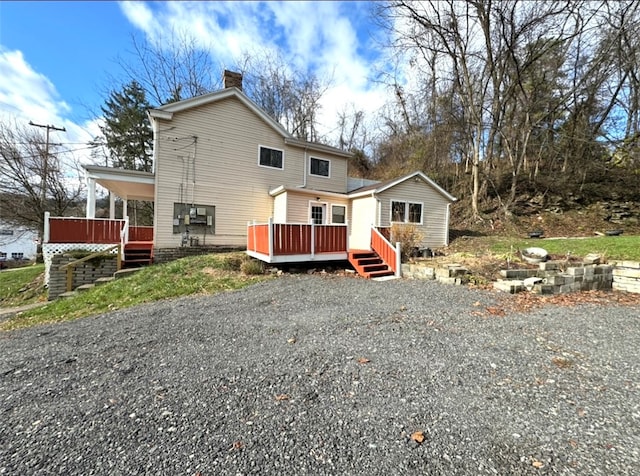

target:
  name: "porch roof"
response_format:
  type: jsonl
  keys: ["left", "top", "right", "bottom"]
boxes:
{"left": 83, "top": 165, "right": 156, "bottom": 201}
{"left": 269, "top": 185, "right": 349, "bottom": 199}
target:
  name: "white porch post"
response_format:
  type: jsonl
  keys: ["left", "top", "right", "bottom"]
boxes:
{"left": 43, "top": 211, "right": 50, "bottom": 244}
{"left": 310, "top": 220, "right": 315, "bottom": 258}
{"left": 109, "top": 193, "right": 116, "bottom": 219}
{"left": 395, "top": 241, "right": 402, "bottom": 278}
{"left": 86, "top": 177, "right": 96, "bottom": 218}
{"left": 268, "top": 217, "right": 274, "bottom": 259}
{"left": 122, "top": 199, "right": 128, "bottom": 220}
{"left": 345, "top": 220, "right": 350, "bottom": 252}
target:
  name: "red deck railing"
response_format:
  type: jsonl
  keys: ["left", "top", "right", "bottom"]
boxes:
{"left": 371, "top": 227, "right": 399, "bottom": 275}
{"left": 273, "top": 224, "right": 312, "bottom": 255}
{"left": 45, "top": 215, "right": 154, "bottom": 245}
{"left": 314, "top": 225, "right": 348, "bottom": 253}
{"left": 47, "top": 217, "right": 125, "bottom": 244}
{"left": 248, "top": 224, "right": 271, "bottom": 255}
{"left": 128, "top": 226, "right": 154, "bottom": 242}
{"left": 247, "top": 221, "right": 347, "bottom": 258}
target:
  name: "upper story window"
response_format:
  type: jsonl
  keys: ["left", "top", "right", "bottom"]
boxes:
{"left": 391, "top": 200, "right": 423, "bottom": 224}
{"left": 259, "top": 146, "right": 284, "bottom": 169}
{"left": 310, "top": 157, "right": 330, "bottom": 177}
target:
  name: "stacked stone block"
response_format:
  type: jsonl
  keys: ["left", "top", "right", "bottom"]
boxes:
{"left": 402, "top": 263, "right": 469, "bottom": 285}
{"left": 154, "top": 246, "right": 242, "bottom": 264}
{"left": 493, "top": 261, "right": 613, "bottom": 295}
{"left": 48, "top": 254, "right": 118, "bottom": 300}
{"left": 611, "top": 261, "right": 640, "bottom": 293}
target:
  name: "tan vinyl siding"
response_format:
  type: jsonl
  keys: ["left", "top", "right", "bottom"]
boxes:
{"left": 154, "top": 98, "right": 289, "bottom": 247}
{"left": 305, "top": 153, "right": 348, "bottom": 193}
{"left": 349, "top": 195, "right": 377, "bottom": 250}
{"left": 153, "top": 96, "right": 350, "bottom": 248}
{"left": 377, "top": 179, "right": 450, "bottom": 248}
{"left": 281, "top": 191, "right": 349, "bottom": 224}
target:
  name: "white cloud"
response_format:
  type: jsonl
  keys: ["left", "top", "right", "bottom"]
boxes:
{"left": 119, "top": 1, "right": 390, "bottom": 145}
{"left": 0, "top": 48, "right": 70, "bottom": 124}
{"left": 0, "top": 48, "right": 100, "bottom": 167}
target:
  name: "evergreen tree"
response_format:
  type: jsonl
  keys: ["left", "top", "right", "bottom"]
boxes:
{"left": 100, "top": 81, "right": 153, "bottom": 172}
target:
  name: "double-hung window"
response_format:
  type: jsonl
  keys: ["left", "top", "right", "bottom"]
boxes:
{"left": 331, "top": 205, "right": 346, "bottom": 224}
{"left": 259, "top": 146, "right": 284, "bottom": 169}
{"left": 310, "top": 157, "right": 330, "bottom": 177}
{"left": 391, "top": 200, "right": 423, "bottom": 224}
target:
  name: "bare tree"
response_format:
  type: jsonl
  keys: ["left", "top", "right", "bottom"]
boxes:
{"left": 240, "top": 51, "right": 330, "bottom": 142}
{"left": 118, "top": 30, "right": 220, "bottom": 106}
{"left": 0, "top": 120, "right": 84, "bottom": 238}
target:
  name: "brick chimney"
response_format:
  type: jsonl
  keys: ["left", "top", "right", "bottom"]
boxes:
{"left": 223, "top": 70, "right": 243, "bottom": 91}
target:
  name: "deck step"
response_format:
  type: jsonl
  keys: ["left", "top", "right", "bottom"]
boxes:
{"left": 114, "top": 268, "right": 143, "bottom": 279}
{"left": 94, "top": 277, "right": 115, "bottom": 286}
{"left": 123, "top": 242, "right": 154, "bottom": 269}
{"left": 58, "top": 291, "right": 79, "bottom": 299}
{"left": 348, "top": 250, "right": 395, "bottom": 279}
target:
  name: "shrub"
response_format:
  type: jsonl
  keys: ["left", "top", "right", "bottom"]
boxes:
{"left": 241, "top": 259, "right": 264, "bottom": 275}
{"left": 390, "top": 223, "right": 424, "bottom": 262}
{"left": 220, "top": 254, "right": 244, "bottom": 271}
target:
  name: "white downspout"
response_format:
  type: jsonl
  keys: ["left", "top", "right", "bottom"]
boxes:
{"left": 445, "top": 202, "right": 452, "bottom": 246}
{"left": 298, "top": 147, "right": 308, "bottom": 188}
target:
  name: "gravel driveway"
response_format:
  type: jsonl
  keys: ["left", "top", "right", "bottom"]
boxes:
{"left": 1, "top": 274, "right": 639, "bottom": 475}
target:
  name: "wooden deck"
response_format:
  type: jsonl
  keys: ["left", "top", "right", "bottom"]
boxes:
{"left": 247, "top": 221, "right": 348, "bottom": 263}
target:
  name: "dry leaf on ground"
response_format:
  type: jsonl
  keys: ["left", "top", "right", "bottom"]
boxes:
{"left": 411, "top": 431, "right": 425, "bottom": 444}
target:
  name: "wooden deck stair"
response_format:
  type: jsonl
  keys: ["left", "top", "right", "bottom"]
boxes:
{"left": 123, "top": 241, "right": 154, "bottom": 268}
{"left": 348, "top": 250, "right": 395, "bottom": 279}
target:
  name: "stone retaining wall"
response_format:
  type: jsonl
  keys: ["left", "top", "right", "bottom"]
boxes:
{"left": 402, "top": 263, "right": 470, "bottom": 285}
{"left": 48, "top": 254, "right": 118, "bottom": 300}
{"left": 402, "top": 258, "right": 640, "bottom": 295}
{"left": 610, "top": 260, "right": 640, "bottom": 293}
{"left": 153, "top": 246, "right": 243, "bottom": 264}
{"left": 493, "top": 262, "right": 613, "bottom": 294}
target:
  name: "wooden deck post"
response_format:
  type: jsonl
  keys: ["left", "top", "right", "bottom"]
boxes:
{"left": 395, "top": 241, "right": 402, "bottom": 278}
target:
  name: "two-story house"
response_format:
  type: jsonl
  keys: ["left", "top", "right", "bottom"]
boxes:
{"left": 45, "top": 71, "right": 456, "bottom": 280}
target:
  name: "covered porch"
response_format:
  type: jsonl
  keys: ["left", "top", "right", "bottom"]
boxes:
{"left": 83, "top": 165, "right": 155, "bottom": 221}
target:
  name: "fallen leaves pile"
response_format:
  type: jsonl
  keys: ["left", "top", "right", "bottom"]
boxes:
{"left": 472, "top": 290, "right": 640, "bottom": 317}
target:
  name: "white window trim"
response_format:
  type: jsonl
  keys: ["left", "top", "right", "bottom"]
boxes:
{"left": 309, "top": 156, "right": 331, "bottom": 178}
{"left": 390, "top": 200, "right": 424, "bottom": 225}
{"left": 330, "top": 204, "right": 347, "bottom": 224}
{"left": 258, "top": 144, "right": 285, "bottom": 170}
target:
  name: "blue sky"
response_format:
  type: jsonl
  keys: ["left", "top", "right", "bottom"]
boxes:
{"left": 0, "top": 1, "right": 397, "bottom": 161}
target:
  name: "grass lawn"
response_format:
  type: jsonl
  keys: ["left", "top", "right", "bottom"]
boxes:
{"left": 1, "top": 253, "right": 269, "bottom": 332}
{"left": 0, "top": 264, "right": 46, "bottom": 307}
{"left": 483, "top": 235, "right": 640, "bottom": 261}
{"left": 2, "top": 236, "right": 639, "bottom": 332}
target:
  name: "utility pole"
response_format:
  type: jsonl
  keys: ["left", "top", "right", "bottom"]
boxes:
{"left": 28, "top": 121, "right": 66, "bottom": 207}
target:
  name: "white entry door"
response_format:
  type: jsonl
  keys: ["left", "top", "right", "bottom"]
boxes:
{"left": 310, "top": 202, "right": 326, "bottom": 224}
